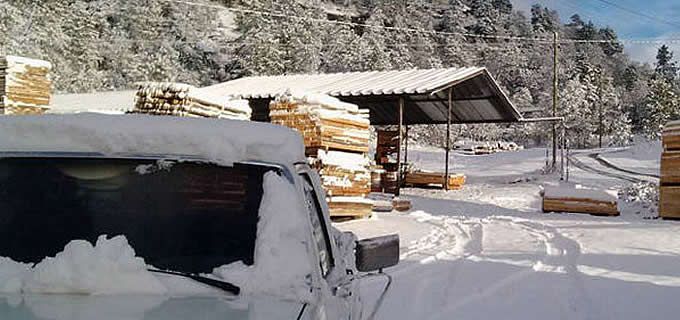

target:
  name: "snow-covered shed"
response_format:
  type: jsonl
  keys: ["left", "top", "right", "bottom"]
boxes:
{"left": 201, "top": 67, "right": 543, "bottom": 195}
{"left": 199, "top": 67, "right": 525, "bottom": 125}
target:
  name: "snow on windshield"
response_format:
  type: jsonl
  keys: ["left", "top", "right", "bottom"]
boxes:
{"left": 0, "top": 171, "right": 313, "bottom": 300}
{"left": 213, "top": 171, "right": 313, "bottom": 301}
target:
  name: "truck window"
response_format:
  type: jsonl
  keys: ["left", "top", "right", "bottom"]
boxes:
{"left": 300, "top": 174, "right": 334, "bottom": 277}
{"left": 0, "top": 157, "right": 268, "bottom": 274}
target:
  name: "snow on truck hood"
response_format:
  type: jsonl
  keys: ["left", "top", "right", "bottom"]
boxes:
{"left": 0, "top": 114, "right": 306, "bottom": 165}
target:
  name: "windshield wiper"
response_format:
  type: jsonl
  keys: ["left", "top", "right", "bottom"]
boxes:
{"left": 148, "top": 269, "right": 240, "bottom": 295}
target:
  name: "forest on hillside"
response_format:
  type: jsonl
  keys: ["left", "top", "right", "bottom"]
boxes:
{"left": 1, "top": 0, "right": 679, "bottom": 147}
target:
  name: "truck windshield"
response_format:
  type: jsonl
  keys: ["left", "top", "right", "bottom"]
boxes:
{"left": 0, "top": 157, "right": 267, "bottom": 274}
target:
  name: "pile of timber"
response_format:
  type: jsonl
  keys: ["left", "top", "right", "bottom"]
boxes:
{"left": 404, "top": 171, "right": 466, "bottom": 190}
{"left": 270, "top": 92, "right": 370, "bottom": 154}
{"left": 131, "top": 82, "right": 251, "bottom": 120}
{"left": 660, "top": 121, "right": 680, "bottom": 219}
{"left": 375, "top": 129, "right": 401, "bottom": 194}
{"left": 270, "top": 92, "right": 372, "bottom": 219}
{"left": 542, "top": 185, "right": 619, "bottom": 216}
{"left": 308, "top": 150, "right": 371, "bottom": 197}
{"left": 0, "top": 56, "right": 52, "bottom": 115}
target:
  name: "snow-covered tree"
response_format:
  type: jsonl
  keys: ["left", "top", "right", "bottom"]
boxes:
{"left": 642, "top": 78, "right": 680, "bottom": 138}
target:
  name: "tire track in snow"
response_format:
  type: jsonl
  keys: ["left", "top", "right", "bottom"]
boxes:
{"left": 490, "top": 216, "right": 599, "bottom": 320}
{"left": 400, "top": 213, "right": 484, "bottom": 263}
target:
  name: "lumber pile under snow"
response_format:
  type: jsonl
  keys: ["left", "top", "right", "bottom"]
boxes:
{"left": 270, "top": 92, "right": 372, "bottom": 219}
{"left": 131, "top": 82, "right": 251, "bottom": 120}
{"left": 542, "top": 185, "right": 619, "bottom": 216}
{"left": 270, "top": 92, "right": 370, "bottom": 154}
{"left": 0, "top": 56, "right": 52, "bottom": 115}
{"left": 404, "top": 171, "right": 466, "bottom": 190}
{"left": 660, "top": 121, "right": 680, "bottom": 219}
{"left": 309, "top": 150, "right": 371, "bottom": 197}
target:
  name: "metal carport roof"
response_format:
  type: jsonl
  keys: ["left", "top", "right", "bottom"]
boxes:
{"left": 199, "top": 67, "right": 525, "bottom": 125}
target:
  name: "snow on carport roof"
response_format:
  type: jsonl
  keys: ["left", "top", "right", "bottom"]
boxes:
{"left": 200, "top": 67, "right": 525, "bottom": 125}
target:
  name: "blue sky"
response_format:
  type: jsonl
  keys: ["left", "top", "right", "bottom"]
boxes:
{"left": 511, "top": 0, "right": 680, "bottom": 64}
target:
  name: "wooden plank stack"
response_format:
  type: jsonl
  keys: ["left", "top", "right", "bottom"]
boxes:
{"left": 404, "top": 171, "right": 466, "bottom": 190}
{"left": 375, "top": 129, "right": 401, "bottom": 194}
{"left": 270, "top": 92, "right": 370, "bottom": 154}
{"left": 0, "top": 56, "right": 52, "bottom": 115}
{"left": 542, "top": 185, "right": 619, "bottom": 216}
{"left": 270, "top": 92, "right": 372, "bottom": 219}
{"left": 660, "top": 121, "right": 680, "bottom": 219}
{"left": 131, "top": 82, "right": 251, "bottom": 120}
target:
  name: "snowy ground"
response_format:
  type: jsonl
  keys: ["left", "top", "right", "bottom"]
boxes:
{"left": 337, "top": 142, "right": 680, "bottom": 320}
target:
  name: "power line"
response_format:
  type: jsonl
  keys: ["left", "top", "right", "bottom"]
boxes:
{"left": 158, "top": 0, "right": 680, "bottom": 45}
{"left": 591, "top": 0, "right": 680, "bottom": 30}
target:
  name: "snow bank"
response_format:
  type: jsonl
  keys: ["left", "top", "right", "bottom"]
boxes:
{"left": 213, "top": 172, "right": 314, "bottom": 301}
{"left": 543, "top": 185, "right": 618, "bottom": 203}
{"left": 0, "top": 114, "right": 305, "bottom": 166}
{"left": 23, "top": 235, "right": 166, "bottom": 295}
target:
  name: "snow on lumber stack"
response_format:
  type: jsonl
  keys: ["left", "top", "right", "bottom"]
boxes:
{"left": 309, "top": 149, "right": 371, "bottom": 197}
{"left": 270, "top": 92, "right": 372, "bottom": 219}
{"left": 0, "top": 56, "right": 52, "bottom": 115}
{"left": 269, "top": 91, "right": 370, "bottom": 154}
{"left": 404, "top": 171, "right": 466, "bottom": 190}
{"left": 542, "top": 185, "right": 619, "bottom": 216}
{"left": 132, "top": 82, "right": 251, "bottom": 120}
{"left": 660, "top": 120, "right": 680, "bottom": 218}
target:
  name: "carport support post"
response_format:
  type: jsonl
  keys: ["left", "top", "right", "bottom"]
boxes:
{"left": 444, "top": 88, "right": 452, "bottom": 191}
{"left": 396, "top": 97, "right": 404, "bottom": 197}
{"left": 404, "top": 124, "right": 409, "bottom": 164}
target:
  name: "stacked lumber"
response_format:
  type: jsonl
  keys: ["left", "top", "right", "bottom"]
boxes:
{"left": 270, "top": 92, "right": 372, "bottom": 219}
{"left": 326, "top": 197, "right": 373, "bottom": 218}
{"left": 660, "top": 121, "right": 680, "bottom": 219}
{"left": 0, "top": 56, "right": 52, "bottom": 115}
{"left": 132, "top": 82, "right": 251, "bottom": 120}
{"left": 309, "top": 150, "right": 371, "bottom": 197}
{"left": 404, "top": 171, "right": 466, "bottom": 190}
{"left": 542, "top": 185, "right": 619, "bottom": 216}
{"left": 270, "top": 92, "right": 370, "bottom": 153}
{"left": 375, "top": 129, "right": 401, "bottom": 194}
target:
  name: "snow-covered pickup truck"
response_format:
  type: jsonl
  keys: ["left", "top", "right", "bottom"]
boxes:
{"left": 0, "top": 115, "right": 399, "bottom": 320}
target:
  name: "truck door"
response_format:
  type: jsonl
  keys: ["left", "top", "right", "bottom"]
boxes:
{"left": 299, "top": 173, "right": 353, "bottom": 320}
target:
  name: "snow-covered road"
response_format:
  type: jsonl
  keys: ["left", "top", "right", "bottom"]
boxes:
{"left": 338, "top": 144, "right": 680, "bottom": 320}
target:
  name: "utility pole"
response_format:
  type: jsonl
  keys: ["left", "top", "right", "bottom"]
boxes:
{"left": 552, "top": 31, "right": 559, "bottom": 168}
{"left": 598, "top": 71, "right": 604, "bottom": 149}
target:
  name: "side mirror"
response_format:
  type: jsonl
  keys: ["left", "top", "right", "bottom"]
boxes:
{"left": 355, "top": 234, "right": 400, "bottom": 272}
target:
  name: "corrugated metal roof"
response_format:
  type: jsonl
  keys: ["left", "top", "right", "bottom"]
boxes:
{"left": 200, "top": 67, "right": 524, "bottom": 125}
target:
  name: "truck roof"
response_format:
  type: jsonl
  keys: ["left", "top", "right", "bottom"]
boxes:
{"left": 0, "top": 114, "right": 306, "bottom": 165}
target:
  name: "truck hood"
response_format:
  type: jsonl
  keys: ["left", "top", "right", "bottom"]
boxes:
{"left": 0, "top": 294, "right": 305, "bottom": 320}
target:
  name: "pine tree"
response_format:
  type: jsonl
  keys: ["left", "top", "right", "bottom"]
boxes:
{"left": 655, "top": 45, "right": 678, "bottom": 82}
{"left": 642, "top": 78, "right": 680, "bottom": 138}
